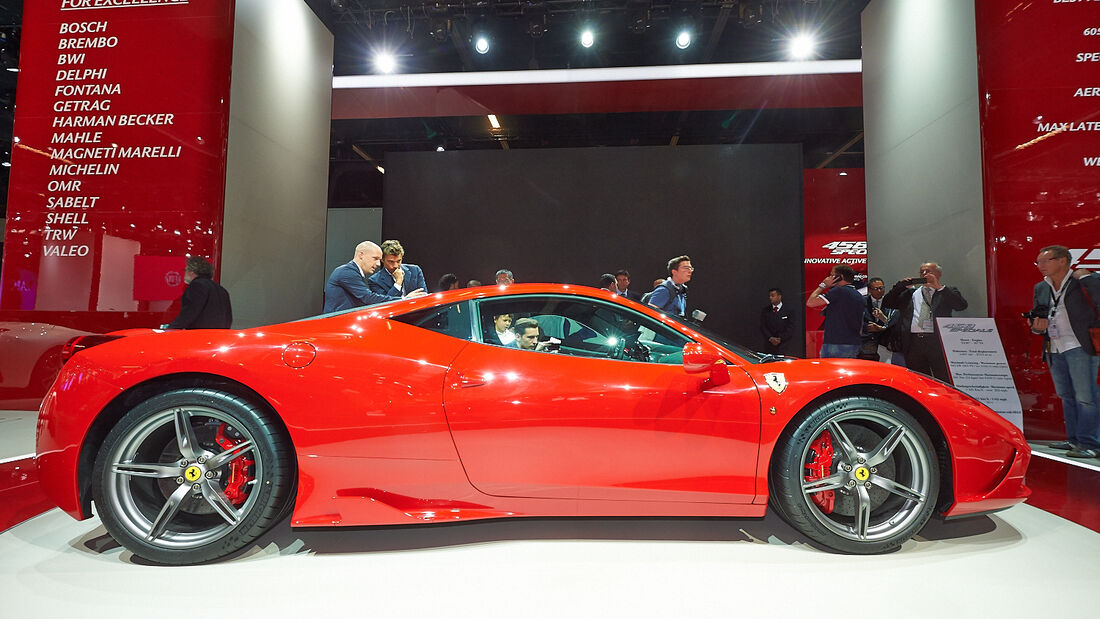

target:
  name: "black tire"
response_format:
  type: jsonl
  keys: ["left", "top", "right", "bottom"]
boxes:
{"left": 770, "top": 396, "right": 939, "bottom": 554}
{"left": 91, "top": 388, "right": 294, "bottom": 564}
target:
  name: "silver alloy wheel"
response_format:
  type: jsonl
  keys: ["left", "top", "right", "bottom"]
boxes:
{"left": 103, "top": 405, "right": 263, "bottom": 549}
{"left": 798, "top": 409, "right": 933, "bottom": 543}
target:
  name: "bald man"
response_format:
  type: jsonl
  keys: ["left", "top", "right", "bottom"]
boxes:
{"left": 323, "top": 241, "right": 424, "bottom": 312}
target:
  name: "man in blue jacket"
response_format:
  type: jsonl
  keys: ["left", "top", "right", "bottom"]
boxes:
{"left": 368, "top": 239, "right": 427, "bottom": 299}
{"left": 646, "top": 255, "right": 692, "bottom": 316}
{"left": 323, "top": 241, "right": 424, "bottom": 313}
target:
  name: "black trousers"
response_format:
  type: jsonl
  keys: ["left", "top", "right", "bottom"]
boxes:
{"left": 905, "top": 332, "right": 950, "bottom": 382}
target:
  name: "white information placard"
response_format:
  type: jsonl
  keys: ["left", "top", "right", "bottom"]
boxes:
{"left": 936, "top": 318, "right": 1023, "bottom": 429}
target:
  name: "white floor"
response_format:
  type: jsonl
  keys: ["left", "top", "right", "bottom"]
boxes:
{"left": 5, "top": 410, "right": 1097, "bottom": 616}
{"left": 2, "top": 503, "right": 1096, "bottom": 617}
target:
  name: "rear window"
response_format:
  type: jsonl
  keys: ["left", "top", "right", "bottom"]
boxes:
{"left": 391, "top": 302, "right": 475, "bottom": 341}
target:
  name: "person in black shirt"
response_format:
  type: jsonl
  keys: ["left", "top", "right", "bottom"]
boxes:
{"left": 165, "top": 256, "right": 232, "bottom": 329}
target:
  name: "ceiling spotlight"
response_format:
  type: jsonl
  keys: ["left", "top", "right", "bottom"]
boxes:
{"left": 436, "top": 145, "right": 445, "bottom": 152}
{"left": 474, "top": 36, "right": 490, "bottom": 54}
{"left": 429, "top": 18, "right": 450, "bottom": 42}
{"left": 376, "top": 165, "right": 385, "bottom": 174}
{"left": 524, "top": 2, "right": 549, "bottom": 39}
{"left": 580, "top": 29, "right": 595, "bottom": 49}
{"left": 675, "top": 30, "right": 692, "bottom": 50}
{"left": 740, "top": 3, "right": 764, "bottom": 28}
{"left": 789, "top": 34, "right": 816, "bottom": 59}
{"left": 373, "top": 52, "right": 397, "bottom": 74}
{"left": 627, "top": 2, "right": 651, "bottom": 35}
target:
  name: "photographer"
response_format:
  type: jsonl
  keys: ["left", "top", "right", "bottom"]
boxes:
{"left": 1029, "top": 245, "right": 1100, "bottom": 459}
{"left": 882, "top": 261, "right": 967, "bottom": 381}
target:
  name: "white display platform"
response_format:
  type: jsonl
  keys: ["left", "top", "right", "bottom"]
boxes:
{"left": 2, "top": 504, "right": 1096, "bottom": 616}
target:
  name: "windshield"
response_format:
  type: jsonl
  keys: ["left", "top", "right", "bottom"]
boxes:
{"left": 662, "top": 312, "right": 770, "bottom": 364}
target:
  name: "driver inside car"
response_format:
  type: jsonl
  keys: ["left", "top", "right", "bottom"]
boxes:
{"left": 509, "top": 317, "right": 558, "bottom": 352}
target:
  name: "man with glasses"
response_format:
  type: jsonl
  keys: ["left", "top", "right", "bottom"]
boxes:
{"left": 646, "top": 255, "right": 693, "bottom": 316}
{"left": 882, "top": 261, "right": 968, "bottom": 381}
{"left": 1029, "top": 245, "right": 1100, "bottom": 458}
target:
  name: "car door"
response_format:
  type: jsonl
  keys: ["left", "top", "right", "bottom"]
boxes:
{"left": 442, "top": 295, "right": 761, "bottom": 503}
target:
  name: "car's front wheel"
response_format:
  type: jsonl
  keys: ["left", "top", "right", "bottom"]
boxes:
{"left": 770, "top": 396, "right": 939, "bottom": 554}
{"left": 92, "top": 388, "right": 294, "bottom": 564}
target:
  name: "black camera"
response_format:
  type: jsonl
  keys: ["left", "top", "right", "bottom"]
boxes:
{"left": 904, "top": 277, "right": 927, "bottom": 286}
{"left": 1022, "top": 309, "right": 1049, "bottom": 334}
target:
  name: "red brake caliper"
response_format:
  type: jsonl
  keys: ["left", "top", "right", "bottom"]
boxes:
{"left": 804, "top": 431, "right": 836, "bottom": 514}
{"left": 214, "top": 424, "right": 255, "bottom": 506}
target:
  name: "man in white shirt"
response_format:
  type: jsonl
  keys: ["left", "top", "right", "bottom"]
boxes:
{"left": 882, "top": 262, "right": 968, "bottom": 381}
{"left": 1029, "top": 245, "right": 1100, "bottom": 458}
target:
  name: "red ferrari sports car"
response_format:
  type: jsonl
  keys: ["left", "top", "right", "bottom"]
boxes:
{"left": 36, "top": 284, "right": 1030, "bottom": 564}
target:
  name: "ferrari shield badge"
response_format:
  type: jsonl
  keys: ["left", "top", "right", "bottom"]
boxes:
{"left": 764, "top": 372, "right": 788, "bottom": 394}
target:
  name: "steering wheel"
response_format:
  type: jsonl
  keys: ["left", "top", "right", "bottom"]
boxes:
{"left": 618, "top": 331, "right": 651, "bottom": 363}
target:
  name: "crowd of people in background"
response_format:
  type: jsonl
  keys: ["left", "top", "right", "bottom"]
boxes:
{"left": 171, "top": 239, "right": 1098, "bottom": 459}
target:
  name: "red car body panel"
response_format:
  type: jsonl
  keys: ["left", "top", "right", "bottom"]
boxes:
{"left": 35, "top": 285, "right": 1030, "bottom": 529}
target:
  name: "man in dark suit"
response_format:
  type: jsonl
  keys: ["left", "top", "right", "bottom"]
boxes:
{"left": 324, "top": 241, "right": 423, "bottom": 313}
{"left": 882, "top": 261, "right": 968, "bottom": 381}
{"left": 760, "top": 287, "right": 795, "bottom": 356}
{"left": 165, "top": 256, "right": 232, "bottom": 329}
{"left": 614, "top": 269, "right": 642, "bottom": 302}
{"left": 1028, "top": 244, "right": 1100, "bottom": 458}
{"left": 860, "top": 277, "right": 903, "bottom": 364}
{"left": 368, "top": 239, "right": 427, "bottom": 299}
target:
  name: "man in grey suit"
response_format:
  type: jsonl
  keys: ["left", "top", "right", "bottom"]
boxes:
{"left": 323, "top": 241, "right": 424, "bottom": 313}
{"left": 368, "top": 239, "right": 427, "bottom": 299}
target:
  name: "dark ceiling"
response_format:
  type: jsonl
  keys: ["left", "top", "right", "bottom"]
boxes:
{"left": 318, "top": 1, "right": 869, "bottom": 206}
{"left": 0, "top": 0, "right": 870, "bottom": 217}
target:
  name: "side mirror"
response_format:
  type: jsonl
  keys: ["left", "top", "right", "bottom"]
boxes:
{"left": 682, "top": 342, "right": 731, "bottom": 387}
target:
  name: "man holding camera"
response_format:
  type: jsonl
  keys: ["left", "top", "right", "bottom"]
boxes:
{"left": 1029, "top": 245, "right": 1100, "bottom": 458}
{"left": 882, "top": 262, "right": 968, "bottom": 381}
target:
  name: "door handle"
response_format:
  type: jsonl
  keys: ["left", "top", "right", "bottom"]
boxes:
{"left": 452, "top": 372, "right": 486, "bottom": 388}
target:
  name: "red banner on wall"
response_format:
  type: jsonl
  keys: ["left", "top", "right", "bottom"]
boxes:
{"left": 802, "top": 168, "right": 867, "bottom": 356}
{"left": 1, "top": 0, "right": 234, "bottom": 315}
{"left": 975, "top": 1, "right": 1100, "bottom": 440}
{"left": 0, "top": 0, "right": 235, "bottom": 407}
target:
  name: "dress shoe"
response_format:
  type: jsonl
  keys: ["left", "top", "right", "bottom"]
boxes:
{"left": 1065, "top": 448, "right": 1098, "bottom": 458}
{"left": 1048, "top": 441, "right": 1075, "bottom": 450}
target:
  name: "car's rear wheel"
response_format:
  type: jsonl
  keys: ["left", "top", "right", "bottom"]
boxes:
{"left": 770, "top": 396, "right": 939, "bottom": 554}
{"left": 92, "top": 388, "right": 294, "bottom": 564}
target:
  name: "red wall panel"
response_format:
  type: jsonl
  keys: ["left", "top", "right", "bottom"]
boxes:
{"left": 0, "top": 0, "right": 235, "bottom": 408}
{"left": 975, "top": 0, "right": 1100, "bottom": 439}
{"left": 802, "top": 168, "right": 867, "bottom": 357}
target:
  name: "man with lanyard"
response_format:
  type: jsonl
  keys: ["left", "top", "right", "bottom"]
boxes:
{"left": 882, "top": 261, "right": 968, "bottom": 381}
{"left": 647, "top": 255, "right": 692, "bottom": 316}
{"left": 1029, "top": 245, "right": 1100, "bottom": 458}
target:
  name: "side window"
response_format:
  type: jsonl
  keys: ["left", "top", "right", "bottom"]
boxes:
{"left": 392, "top": 302, "right": 474, "bottom": 341}
{"left": 477, "top": 296, "right": 691, "bottom": 364}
